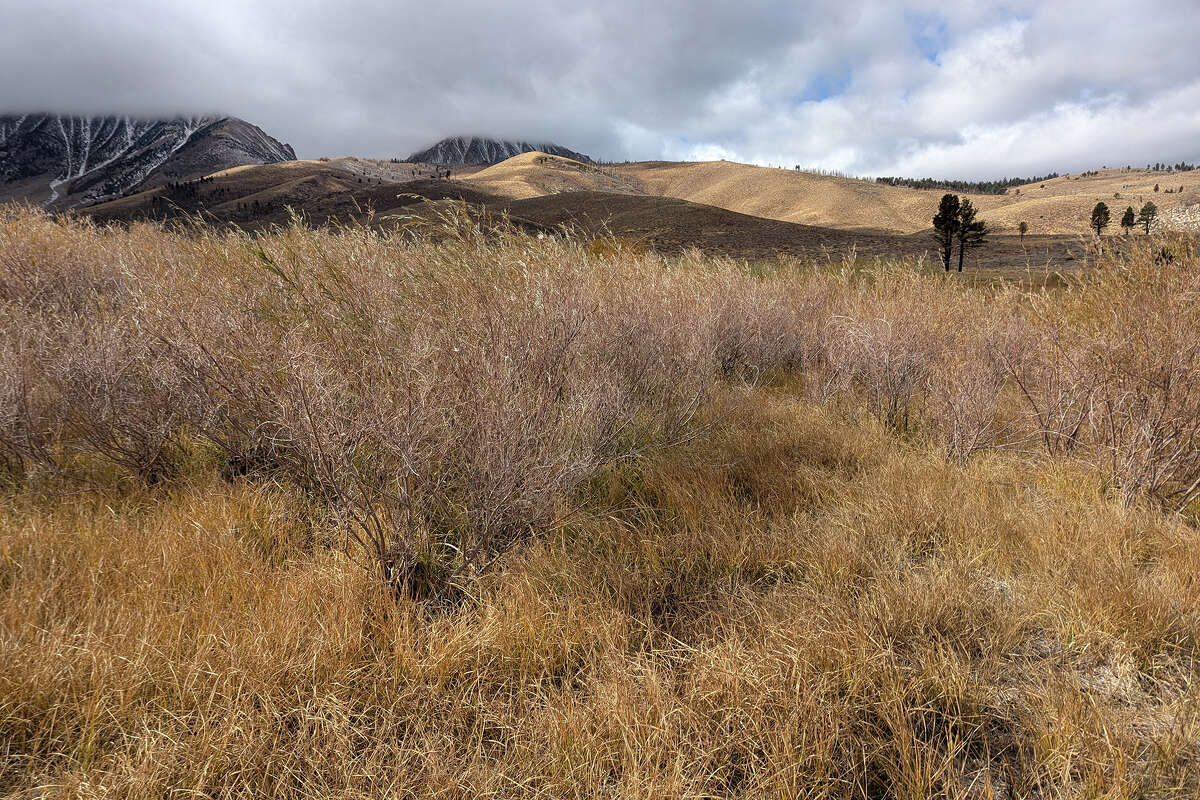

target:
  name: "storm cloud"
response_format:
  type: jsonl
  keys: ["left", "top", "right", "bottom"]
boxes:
{"left": 2, "top": 0, "right": 1197, "bottom": 178}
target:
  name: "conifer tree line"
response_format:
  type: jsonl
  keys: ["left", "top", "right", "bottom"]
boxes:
{"left": 879, "top": 173, "right": 1059, "bottom": 195}
{"left": 930, "top": 194, "right": 988, "bottom": 271}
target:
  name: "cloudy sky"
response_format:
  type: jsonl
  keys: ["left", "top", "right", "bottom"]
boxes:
{"left": 2, "top": 0, "right": 1198, "bottom": 179}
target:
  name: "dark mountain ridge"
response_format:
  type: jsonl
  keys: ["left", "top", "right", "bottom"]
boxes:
{"left": 0, "top": 114, "right": 295, "bottom": 208}
{"left": 408, "top": 135, "right": 592, "bottom": 166}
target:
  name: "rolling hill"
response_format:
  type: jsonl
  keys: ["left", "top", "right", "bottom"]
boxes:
{"left": 489, "top": 190, "right": 1079, "bottom": 269}
{"left": 73, "top": 144, "right": 1193, "bottom": 272}
{"left": 611, "top": 160, "right": 1200, "bottom": 237}
{"left": 460, "top": 152, "right": 642, "bottom": 199}
{"left": 447, "top": 153, "right": 1200, "bottom": 237}
{"left": 85, "top": 158, "right": 499, "bottom": 229}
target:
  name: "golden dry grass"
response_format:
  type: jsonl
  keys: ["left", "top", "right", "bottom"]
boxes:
{"left": 461, "top": 152, "right": 644, "bottom": 199}
{"left": 2, "top": 208, "right": 1199, "bottom": 798}
{"left": 603, "top": 162, "right": 1200, "bottom": 237}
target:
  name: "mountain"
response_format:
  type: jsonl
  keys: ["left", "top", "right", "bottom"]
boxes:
{"left": 407, "top": 136, "right": 592, "bottom": 166}
{"left": 0, "top": 114, "right": 295, "bottom": 208}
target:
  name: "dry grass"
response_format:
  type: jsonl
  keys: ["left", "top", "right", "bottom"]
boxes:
{"left": 2, "top": 207, "right": 1199, "bottom": 798}
{"left": 461, "top": 152, "right": 643, "bottom": 200}
{"left": 614, "top": 161, "right": 1200, "bottom": 236}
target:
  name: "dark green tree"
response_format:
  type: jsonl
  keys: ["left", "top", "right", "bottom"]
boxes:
{"left": 1120, "top": 206, "right": 1136, "bottom": 234}
{"left": 1137, "top": 201, "right": 1158, "bottom": 234}
{"left": 931, "top": 193, "right": 960, "bottom": 271}
{"left": 1090, "top": 202, "right": 1110, "bottom": 237}
{"left": 954, "top": 199, "right": 987, "bottom": 271}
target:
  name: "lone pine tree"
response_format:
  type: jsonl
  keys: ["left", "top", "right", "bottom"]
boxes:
{"left": 954, "top": 199, "right": 987, "bottom": 272}
{"left": 1090, "top": 202, "right": 1111, "bottom": 237}
{"left": 931, "top": 193, "right": 960, "bottom": 271}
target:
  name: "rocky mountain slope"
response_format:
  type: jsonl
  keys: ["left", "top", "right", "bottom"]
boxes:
{"left": 0, "top": 115, "right": 295, "bottom": 208}
{"left": 407, "top": 136, "right": 592, "bottom": 166}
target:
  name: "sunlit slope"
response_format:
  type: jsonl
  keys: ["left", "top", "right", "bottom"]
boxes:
{"left": 612, "top": 161, "right": 1200, "bottom": 236}
{"left": 970, "top": 168, "right": 1200, "bottom": 235}
{"left": 614, "top": 161, "right": 936, "bottom": 233}
{"left": 460, "top": 152, "right": 644, "bottom": 199}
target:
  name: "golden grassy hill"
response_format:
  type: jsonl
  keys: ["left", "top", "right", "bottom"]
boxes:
{"left": 614, "top": 160, "right": 935, "bottom": 233}
{"left": 607, "top": 161, "right": 1200, "bottom": 236}
{"left": 79, "top": 148, "right": 1200, "bottom": 247}
{"left": 970, "top": 168, "right": 1200, "bottom": 235}
{"left": 461, "top": 152, "right": 643, "bottom": 199}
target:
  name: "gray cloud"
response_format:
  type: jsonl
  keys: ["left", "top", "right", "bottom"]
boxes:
{"left": 1, "top": 0, "right": 1198, "bottom": 178}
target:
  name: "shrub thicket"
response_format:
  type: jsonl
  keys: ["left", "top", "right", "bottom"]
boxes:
{"left": 2, "top": 206, "right": 1200, "bottom": 797}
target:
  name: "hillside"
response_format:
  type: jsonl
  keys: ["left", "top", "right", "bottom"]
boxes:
{"left": 613, "top": 160, "right": 936, "bottom": 233}
{"left": 492, "top": 190, "right": 1077, "bottom": 269}
{"left": 0, "top": 115, "right": 294, "bottom": 208}
{"left": 495, "top": 190, "right": 901, "bottom": 260}
{"left": 461, "top": 151, "right": 642, "bottom": 199}
{"left": 74, "top": 146, "right": 1195, "bottom": 269}
{"left": 969, "top": 167, "right": 1200, "bottom": 235}
{"left": 83, "top": 155, "right": 1081, "bottom": 270}
{"left": 604, "top": 161, "right": 1200, "bottom": 236}
{"left": 86, "top": 157, "right": 498, "bottom": 230}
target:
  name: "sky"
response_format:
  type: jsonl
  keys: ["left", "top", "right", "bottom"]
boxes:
{"left": 2, "top": 0, "right": 1198, "bottom": 180}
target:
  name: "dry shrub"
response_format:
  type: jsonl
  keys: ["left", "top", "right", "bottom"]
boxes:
{"left": 48, "top": 316, "right": 195, "bottom": 482}
{"left": 130, "top": 221, "right": 722, "bottom": 596}
{"left": 817, "top": 269, "right": 1006, "bottom": 449}
{"left": 0, "top": 316, "right": 57, "bottom": 476}
{"left": 4, "top": 206, "right": 1200, "bottom": 797}
{"left": 1011, "top": 236, "right": 1200, "bottom": 509}
{"left": 709, "top": 269, "right": 830, "bottom": 382}
{"left": 3, "top": 204, "right": 1200, "bottom": 599}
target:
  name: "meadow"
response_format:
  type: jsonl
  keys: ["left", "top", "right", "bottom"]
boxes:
{"left": 2, "top": 206, "right": 1199, "bottom": 798}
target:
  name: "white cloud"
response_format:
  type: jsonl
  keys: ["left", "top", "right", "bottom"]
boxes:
{"left": 0, "top": 0, "right": 1197, "bottom": 176}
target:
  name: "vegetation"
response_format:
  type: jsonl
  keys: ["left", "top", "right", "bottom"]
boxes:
{"left": 953, "top": 199, "right": 987, "bottom": 272}
{"left": 1148, "top": 162, "right": 1196, "bottom": 172}
{"left": 1139, "top": 201, "right": 1160, "bottom": 234}
{"left": 3, "top": 206, "right": 1200, "bottom": 798}
{"left": 1090, "top": 201, "right": 1110, "bottom": 237}
{"left": 1121, "top": 206, "right": 1137, "bottom": 234}
{"left": 875, "top": 172, "right": 1060, "bottom": 195}
{"left": 932, "top": 194, "right": 989, "bottom": 271}
{"left": 931, "top": 192, "right": 960, "bottom": 270}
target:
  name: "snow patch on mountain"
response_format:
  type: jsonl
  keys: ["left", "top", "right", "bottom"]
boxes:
{"left": 0, "top": 114, "right": 295, "bottom": 208}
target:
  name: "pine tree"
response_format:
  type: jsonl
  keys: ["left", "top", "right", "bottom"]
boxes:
{"left": 1137, "top": 201, "right": 1158, "bottom": 234}
{"left": 1120, "top": 206, "right": 1136, "bottom": 234}
{"left": 1090, "top": 202, "right": 1110, "bottom": 237}
{"left": 931, "top": 194, "right": 960, "bottom": 271}
{"left": 955, "top": 199, "right": 987, "bottom": 271}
